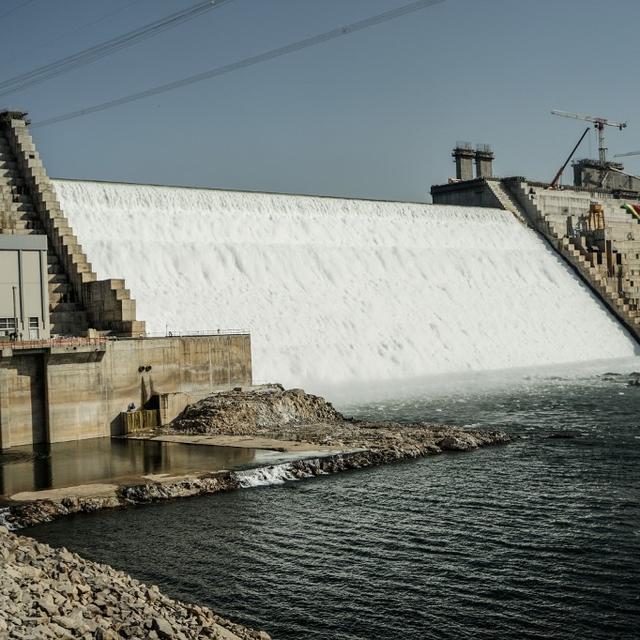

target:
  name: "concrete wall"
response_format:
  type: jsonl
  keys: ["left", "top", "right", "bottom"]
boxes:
{"left": 0, "top": 334, "right": 252, "bottom": 449}
{"left": 0, "top": 353, "right": 46, "bottom": 448}
{"left": 574, "top": 162, "right": 640, "bottom": 193}
{"left": 431, "top": 180, "right": 503, "bottom": 208}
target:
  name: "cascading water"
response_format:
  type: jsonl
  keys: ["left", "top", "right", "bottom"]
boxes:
{"left": 53, "top": 179, "right": 638, "bottom": 391}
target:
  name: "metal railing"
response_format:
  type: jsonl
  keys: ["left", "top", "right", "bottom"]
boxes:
{"left": 140, "top": 328, "right": 250, "bottom": 339}
{"left": 6, "top": 336, "right": 108, "bottom": 351}
{"left": 2, "top": 330, "right": 250, "bottom": 350}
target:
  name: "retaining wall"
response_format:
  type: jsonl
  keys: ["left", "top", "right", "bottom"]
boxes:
{"left": 0, "top": 334, "right": 252, "bottom": 449}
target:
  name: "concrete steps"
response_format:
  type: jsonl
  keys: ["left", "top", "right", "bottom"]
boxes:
{"left": 1, "top": 115, "right": 145, "bottom": 338}
{"left": 504, "top": 179, "right": 640, "bottom": 340}
{"left": 485, "top": 180, "right": 527, "bottom": 223}
{"left": 0, "top": 126, "right": 90, "bottom": 335}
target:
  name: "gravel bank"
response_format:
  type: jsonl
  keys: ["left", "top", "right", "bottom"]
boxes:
{"left": 0, "top": 525, "right": 269, "bottom": 639}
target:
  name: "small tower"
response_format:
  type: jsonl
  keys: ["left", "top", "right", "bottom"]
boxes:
{"left": 452, "top": 142, "right": 475, "bottom": 181}
{"left": 475, "top": 144, "right": 494, "bottom": 178}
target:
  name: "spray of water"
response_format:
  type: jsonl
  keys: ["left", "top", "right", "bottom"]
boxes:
{"left": 54, "top": 180, "right": 638, "bottom": 393}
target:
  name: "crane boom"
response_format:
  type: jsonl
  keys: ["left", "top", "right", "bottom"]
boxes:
{"left": 614, "top": 150, "right": 640, "bottom": 158}
{"left": 551, "top": 109, "right": 628, "bottom": 163}
{"left": 550, "top": 127, "right": 590, "bottom": 188}
{"left": 551, "top": 109, "right": 627, "bottom": 129}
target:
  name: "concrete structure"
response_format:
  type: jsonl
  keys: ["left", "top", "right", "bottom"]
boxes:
{"left": 452, "top": 143, "right": 494, "bottom": 181}
{"left": 432, "top": 146, "right": 640, "bottom": 344}
{"left": 0, "top": 334, "right": 252, "bottom": 449}
{"left": 452, "top": 143, "right": 475, "bottom": 181}
{"left": 0, "top": 111, "right": 253, "bottom": 450}
{"left": 0, "top": 235, "right": 50, "bottom": 341}
{"left": 0, "top": 111, "right": 144, "bottom": 337}
{"left": 573, "top": 158, "right": 640, "bottom": 193}
{"left": 475, "top": 144, "right": 494, "bottom": 178}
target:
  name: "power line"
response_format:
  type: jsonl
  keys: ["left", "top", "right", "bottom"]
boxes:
{"left": 0, "top": 0, "right": 234, "bottom": 98}
{"left": 2, "top": 1, "right": 140, "bottom": 66}
{"left": 33, "top": 0, "right": 445, "bottom": 129}
{"left": 0, "top": 0, "right": 37, "bottom": 20}
{"left": 18, "top": 1, "right": 140, "bottom": 60}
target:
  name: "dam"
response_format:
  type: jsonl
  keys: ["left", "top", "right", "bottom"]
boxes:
{"left": 53, "top": 179, "right": 636, "bottom": 391}
{"left": 1, "top": 109, "right": 639, "bottom": 448}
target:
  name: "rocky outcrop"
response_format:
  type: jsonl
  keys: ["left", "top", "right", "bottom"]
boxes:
{"left": 164, "top": 384, "right": 511, "bottom": 456}
{"left": 0, "top": 524, "right": 269, "bottom": 640}
{"left": 171, "top": 384, "right": 344, "bottom": 435}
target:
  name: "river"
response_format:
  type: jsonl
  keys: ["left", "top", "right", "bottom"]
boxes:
{"left": 26, "top": 364, "right": 640, "bottom": 639}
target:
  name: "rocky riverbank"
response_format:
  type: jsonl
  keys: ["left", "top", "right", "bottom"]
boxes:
{"left": 0, "top": 524, "right": 269, "bottom": 639}
{"left": 2, "top": 385, "right": 511, "bottom": 530}
{"left": 163, "top": 384, "right": 511, "bottom": 457}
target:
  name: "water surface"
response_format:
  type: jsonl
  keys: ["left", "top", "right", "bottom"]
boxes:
{"left": 28, "top": 370, "right": 640, "bottom": 639}
{"left": 0, "top": 438, "right": 295, "bottom": 496}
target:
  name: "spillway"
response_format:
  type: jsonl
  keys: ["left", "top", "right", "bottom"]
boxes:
{"left": 52, "top": 179, "right": 637, "bottom": 392}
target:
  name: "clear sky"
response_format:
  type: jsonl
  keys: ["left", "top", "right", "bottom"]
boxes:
{"left": 0, "top": 0, "right": 637, "bottom": 202}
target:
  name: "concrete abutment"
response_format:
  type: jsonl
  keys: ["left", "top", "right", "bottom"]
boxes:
{"left": 0, "top": 335, "right": 252, "bottom": 449}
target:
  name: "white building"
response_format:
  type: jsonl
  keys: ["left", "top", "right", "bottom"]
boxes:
{"left": 0, "top": 234, "right": 50, "bottom": 341}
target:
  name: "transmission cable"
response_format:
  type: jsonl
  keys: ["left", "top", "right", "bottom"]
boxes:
{"left": 33, "top": 0, "right": 445, "bottom": 129}
{"left": 0, "top": 0, "right": 37, "bottom": 20}
{"left": 0, "top": 0, "right": 234, "bottom": 98}
{"left": 1, "top": 1, "right": 140, "bottom": 66}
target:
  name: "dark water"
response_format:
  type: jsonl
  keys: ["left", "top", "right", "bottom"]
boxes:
{"left": 0, "top": 438, "right": 300, "bottom": 496}
{"left": 26, "top": 372, "right": 640, "bottom": 639}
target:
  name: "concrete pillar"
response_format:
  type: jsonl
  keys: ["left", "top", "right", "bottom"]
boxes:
{"left": 475, "top": 144, "right": 494, "bottom": 178}
{"left": 452, "top": 144, "right": 475, "bottom": 181}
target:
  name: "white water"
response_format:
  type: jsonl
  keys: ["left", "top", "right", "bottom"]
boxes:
{"left": 53, "top": 179, "right": 638, "bottom": 393}
{"left": 233, "top": 463, "right": 302, "bottom": 488}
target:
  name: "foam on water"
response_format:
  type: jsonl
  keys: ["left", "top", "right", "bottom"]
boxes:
{"left": 53, "top": 179, "right": 638, "bottom": 392}
{"left": 233, "top": 463, "right": 299, "bottom": 488}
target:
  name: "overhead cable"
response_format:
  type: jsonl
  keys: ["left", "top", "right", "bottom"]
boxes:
{"left": 2, "top": 1, "right": 140, "bottom": 66}
{"left": 0, "top": 0, "right": 234, "bottom": 98}
{"left": 0, "top": 0, "right": 37, "bottom": 20}
{"left": 33, "top": 0, "right": 445, "bottom": 129}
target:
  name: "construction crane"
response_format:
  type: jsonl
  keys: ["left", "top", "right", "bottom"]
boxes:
{"left": 551, "top": 109, "right": 627, "bottom": 164}
{"left": 549, "top": 127, "right": 590, "bottom": 188}
{"left": 614, "top": 150, "right": 640, "bottom": 158}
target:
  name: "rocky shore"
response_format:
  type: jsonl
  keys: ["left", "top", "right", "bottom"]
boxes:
{"left": 0, "top": 525, "right": 269, "bottom": 639}
{"left": 164, "top": 384, "right": 511, "bottom": 458}
{"left": 2, "top": 385, "right": 511, "bottom": 530}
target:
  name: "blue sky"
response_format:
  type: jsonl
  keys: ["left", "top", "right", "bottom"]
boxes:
{"left": 0, "top": 0, "right": 637, "bottom": 202}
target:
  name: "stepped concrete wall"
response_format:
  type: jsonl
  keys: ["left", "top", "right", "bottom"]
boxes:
{"left": 0, "top": 334, "right": 252, "bottom": 449}
{"left": 0, "top": 111, "right": 145, "bottom": 337}
{"left": 432, "top": 175, "right": 640, "bottom": 344}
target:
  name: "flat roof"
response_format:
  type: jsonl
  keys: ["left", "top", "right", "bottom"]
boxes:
{"left": 0, "top": 234, "right": 47, "bottom": 251}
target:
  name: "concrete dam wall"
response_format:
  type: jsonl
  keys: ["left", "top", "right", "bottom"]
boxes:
{"left": 53, "top": 179, "right": 638, "bottom": 392}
